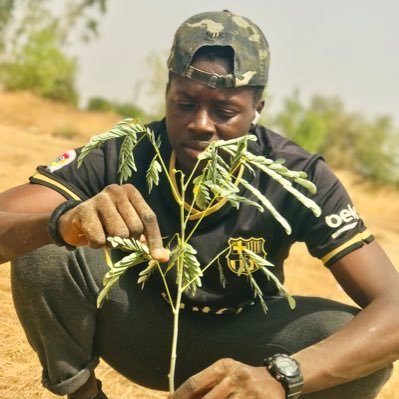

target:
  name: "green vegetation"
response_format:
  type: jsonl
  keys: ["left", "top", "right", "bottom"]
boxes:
{"left": 272, "top": 90, "right": 399, "bottom": 186}
{"left": 78, "top": 118, "right": 321, "bottom": 392}
{"left": 0, "top": 4, "right": 396, "bottom": 186}
{"left": 0, "top": 0, "right": 107, "bottom": 104}
{"left": 1, "top": 28, "right": 79, "bottom": 104}
{"left": 52, "top": 124, "right": 80, "bottom": 140}
{"left": 87, "top": 96, "right": 149, "bottom": 121}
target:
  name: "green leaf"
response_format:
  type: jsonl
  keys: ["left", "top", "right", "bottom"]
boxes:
{"left": 238, "top": 179, "right": 292, "bottom": 235}
{"left": 113, "top": 251, "right": 148, "bottom": 269}
{"left": 107, "top": 236, "right": 149, "bottom": 254}
{"left": 146, "top": 157, "right": 162, "bottom": 193}
{"left": 77, "top": 118, "right": 146, "bottom": 168}
{"left": 217, "top": 258, "right": 227, "bottom": 289}
{"left": 97, "top": 275, "right": 120, "bottom": 308}
{"left": 182, "top": 243, "right": 203, "bottom": 296}
{"left": 244, "top": 155, "right": 321, "bottom": 217}
{"left": 243, "top": 248, "right": 275, "bottom": 268}
{"left": 239, "top": 249, "right": 295, "bottom": 313}
{"left": 96, "top": 237, "right": 153, "bottom": 308}
{"left": 259, "top": 265, "right": 296, "bottom": 310}
{"left": 192, "top": 175, "right": 211, "bottom": 210}
{"left": 118, "top": 134, "right": 137, "bottom": 183}
{"left": 239, "top": 253, "right": 269, "bottom": 312}
{"left": 230, "top": 136, "right": 248, "bottom": 167}
{"left": 165, "top": 246, "right": 180, "bottom": 274}
{"left": 293, "top": 177, "right": 317, "bottom": 194}
{"left": 137, "top": 260, "right": 157, "bottom": 288}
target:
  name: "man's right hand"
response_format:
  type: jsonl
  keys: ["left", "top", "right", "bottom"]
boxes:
{"left": 58, "top": 184, "right": 169, "bottom": 262}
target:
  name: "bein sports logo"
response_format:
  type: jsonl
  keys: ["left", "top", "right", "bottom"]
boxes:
{"left": 325, "top": 204, "right": 359, "bottom": 239}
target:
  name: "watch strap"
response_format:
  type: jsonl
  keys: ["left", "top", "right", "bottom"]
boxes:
{"left": 264, "top": 354, "right": 303, "bottom": 399}
{"left": 48, "top": 199, "right": 82, "bottom": 250}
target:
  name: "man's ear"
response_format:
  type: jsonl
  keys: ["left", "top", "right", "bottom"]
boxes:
{"left": 252, "top": 111, "right": 261, "bottom": 125}
{"left": 252, "top": 100, "right": 265, "bottom": 125}
{"left": 256, "top": 99, "right": 265, "bottom": 114}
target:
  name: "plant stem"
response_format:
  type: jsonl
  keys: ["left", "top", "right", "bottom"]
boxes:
{"left": 156, "top": 262, "right": 176, "bottom": 313}
{"left": 183, "top": 164, "right": 209, "bottom": 226}
{"left": 183, "top": 156, "right": 203, "bottom": 191}
{"left": 148, "top": 130, "right": 182, "bottom": 204}
{"left": 181, "top": 246, "right": 230, "bottom": 291}
{"left": 169, "top": 255, "right": 183, "bottom": 393}
{"left": 168, "top": 172, "right": 186, "bottom": 393}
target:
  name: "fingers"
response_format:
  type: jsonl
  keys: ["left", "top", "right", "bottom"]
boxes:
{"left": 170, "top": 359, "right": 273, "bottom": 399}
{"left": 171, "top": 359, "right": 233, "bottom": 399}
{"left": 124, "top": 185, "right": 169, "bottom": 261}
{"left": 73, "top": 204, "right": 107, "bottom": 248}
{"left": 60, "top": 184, "right": 169, "bottom": 261}
{"left": 202, "top": 379, "right": 234, "bottom": 399}
{"left": 114, "top": 196, "right": 144, "bottom": 237}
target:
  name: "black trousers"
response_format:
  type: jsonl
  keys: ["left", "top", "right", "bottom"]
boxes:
{"left": 11, "top": 245, "right": 391, "bottom": 397}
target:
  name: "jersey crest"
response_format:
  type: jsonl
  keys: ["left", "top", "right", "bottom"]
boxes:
{"left": 226, "top": 237, "right": 267, "bottom": 275}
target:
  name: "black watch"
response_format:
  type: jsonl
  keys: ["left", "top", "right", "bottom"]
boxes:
{"left": 263, "top": 354, "right": 303, "bottom": 399}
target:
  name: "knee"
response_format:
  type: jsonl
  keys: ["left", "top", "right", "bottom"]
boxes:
{"left": 11, "top": 244, "right": 102, "bottom": 308}
{"left": 309, "top": 303, "right": 359, "bottom": 341}
{"left": 11, "top": 245, "right": 106, "bottom": 307}
{"left": 11, "top": 244, "right": 72, "bottom": 292}
{"left": 285, "top": 297, "right": 361, "bottom": 349}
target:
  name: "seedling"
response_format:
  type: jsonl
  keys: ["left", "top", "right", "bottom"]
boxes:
{"left": 78, "top": 118, "right": 321, "bottom": 392}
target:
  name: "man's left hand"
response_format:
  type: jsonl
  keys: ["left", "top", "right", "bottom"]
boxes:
{"left": 168, "top": 358, "right": 285, "bottom": 399}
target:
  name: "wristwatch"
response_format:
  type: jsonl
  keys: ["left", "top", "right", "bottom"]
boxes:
{"left": 263, "top": 354, "right": 303, "bottom": 399}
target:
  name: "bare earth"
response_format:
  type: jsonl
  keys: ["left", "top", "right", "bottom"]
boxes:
{"left": 0, "top": 91, "right": 398, "bottom": 398}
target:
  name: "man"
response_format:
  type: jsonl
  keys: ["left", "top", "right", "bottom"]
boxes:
{"left": 0, "top": 9, "right": 398, "bottom": 399}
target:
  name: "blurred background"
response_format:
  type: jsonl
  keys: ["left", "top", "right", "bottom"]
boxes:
{"left": 1, "top": 0, "right": 398, "bottom": 185}
{"left": 0, "top": 1, "right": 398, "bottom": 398}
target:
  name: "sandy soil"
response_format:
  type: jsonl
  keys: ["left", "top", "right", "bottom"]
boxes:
{"left": 0, "top": 91, "right": 398, "bottom": 398}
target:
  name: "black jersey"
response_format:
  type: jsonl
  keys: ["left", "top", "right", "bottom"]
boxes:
{"left": 30, "top": 119, "right": 373, "bottom": 311}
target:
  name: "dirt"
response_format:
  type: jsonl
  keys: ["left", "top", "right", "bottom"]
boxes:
{"left": 0, "top": 90, "right": 398, "bottom": 398}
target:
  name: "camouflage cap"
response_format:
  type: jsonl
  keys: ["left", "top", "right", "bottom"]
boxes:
{"left": 167, "top": 10, "right": 270, "bottom": 89}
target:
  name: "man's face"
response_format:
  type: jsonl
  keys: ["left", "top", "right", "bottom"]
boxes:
{"left": 165, "top": 58, "right": 263, "bottom": 175}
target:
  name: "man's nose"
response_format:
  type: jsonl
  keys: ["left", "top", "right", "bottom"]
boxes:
{"left": 188, "top": 108, "right": 215, "bottom": 136}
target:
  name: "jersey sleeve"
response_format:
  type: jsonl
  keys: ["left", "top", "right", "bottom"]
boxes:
{"left": 29, "top": 143, "right": 117, "bottom": 200}
{"left": 293, "top": 158, "right": 374, "bottom": 267}
{"left": 28, "top": 120, "right": 165, "bottom": 200}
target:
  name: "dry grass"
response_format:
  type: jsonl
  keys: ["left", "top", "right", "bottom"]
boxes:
{"left": 0, "top": 91, "right": 398, "bottom": 398}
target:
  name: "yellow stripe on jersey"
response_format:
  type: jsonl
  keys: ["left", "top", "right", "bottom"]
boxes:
{"left": 31, "top": 172, "right": 82, "bottom": 200}
{"left": 321, "top": 229, "right": 372, "bottom": 265}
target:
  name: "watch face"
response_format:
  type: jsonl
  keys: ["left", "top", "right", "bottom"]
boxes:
{"left": 275, "top": 357, "right": 300, "bottom": 377}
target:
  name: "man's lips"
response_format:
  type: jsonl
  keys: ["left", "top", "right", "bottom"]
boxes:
{"left": 182, "top": 141, "right": 212, "bottom": 158}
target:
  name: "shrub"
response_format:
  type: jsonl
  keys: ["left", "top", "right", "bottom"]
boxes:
{"left": 52, "top": 124, "right": 80, "bottom": 139}
{"left": 273, "top": 91, "right": 399, "bottom": 185}
{"left": 86, "top": 96, "right": 148, "bottom": 120}
{"left": 1, "top": 28, "right": 78, "bottom": 105}
{"left": 87, "top": 97, "right": 113, "bottom": 112}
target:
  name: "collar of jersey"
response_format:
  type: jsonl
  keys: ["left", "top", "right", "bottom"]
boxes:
{"left": 169, "top": 151, "right": 244, "bottom": 220}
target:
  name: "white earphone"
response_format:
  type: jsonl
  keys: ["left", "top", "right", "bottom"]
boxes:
{"left": 252, "top": 111, "right": 261, "bottom": 125}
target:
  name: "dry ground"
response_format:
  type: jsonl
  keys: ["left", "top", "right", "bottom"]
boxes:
{"left": 0, "top": 91, "right": 398, "bottom": 398}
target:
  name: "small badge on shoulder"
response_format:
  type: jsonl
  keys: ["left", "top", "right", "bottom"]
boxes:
{"left": 46, "top": 150, "right": 77, "bottom": 172}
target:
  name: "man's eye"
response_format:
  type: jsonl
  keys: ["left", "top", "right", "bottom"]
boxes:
{"left": 217, "top": 109, "right": 237, "bottom": 118}
{"left": 177, "top": 102, "right": 195, "bottom": 110}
